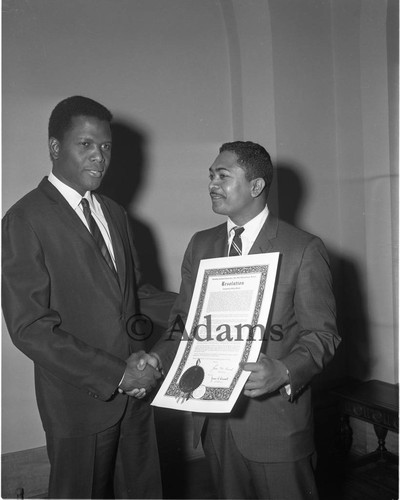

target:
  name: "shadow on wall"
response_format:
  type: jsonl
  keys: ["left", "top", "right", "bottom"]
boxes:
{"left": 99, "top": 121, "right": 166, "bottom": 290}
{"left": 269, "top": 163, "right": 308, "bottom": 225}
{"left": 274, "top": 163, "right": 371, "bottom": 390}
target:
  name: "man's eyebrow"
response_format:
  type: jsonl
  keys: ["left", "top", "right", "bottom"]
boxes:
{"left": 77, "top": 135, "right": 96, "bottom": 141}
{"left": 209, "top": 166, "right": 230, "bottom": 172}
{"left": 77, "top": 135, "right": 111, "bottom": 141}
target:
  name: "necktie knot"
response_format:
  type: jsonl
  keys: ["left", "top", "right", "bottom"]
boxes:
{"left": 229, "top": 226, "right": 244, "bottom": 256}
{"left": 81, "top": 197, "right": 90, "bottom": 213}
{"left": 233, "top": 226, "right": 244, "bottom": 238}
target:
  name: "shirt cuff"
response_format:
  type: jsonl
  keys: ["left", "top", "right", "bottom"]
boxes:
{"left": 284, "top": 370, "right": 291, "bottom": 395}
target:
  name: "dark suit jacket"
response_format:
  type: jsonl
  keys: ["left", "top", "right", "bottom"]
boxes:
{"left": 2, "top": 177, "right": 174, "bottom": 438}
{"left": 153, "top": 214, "right": 340, "bottom": 462}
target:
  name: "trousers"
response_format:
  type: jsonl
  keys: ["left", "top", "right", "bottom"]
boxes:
{"left": 46, "top": 397, "right": 161, "bottom": 499}
{"left": 203, "top": 416, "right": 319, "bottom": 500}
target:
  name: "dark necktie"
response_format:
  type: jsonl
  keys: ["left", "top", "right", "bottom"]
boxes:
{"left": 80, "top": 198, "right": 117, "bottom": 277}
{"left": 229, "top": 226, "right": 244, "bottom": 256}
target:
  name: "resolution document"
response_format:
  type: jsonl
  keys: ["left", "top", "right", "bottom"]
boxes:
{"left": 152, "top": 252, "right": 279, "bottom": 413}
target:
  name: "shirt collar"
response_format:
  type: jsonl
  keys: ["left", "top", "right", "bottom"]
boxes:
{"left": 48, "top": 172, "right": 92, "bottom": 210}
{"left": 227, "top": 204, "right": 269, "bottom": 242}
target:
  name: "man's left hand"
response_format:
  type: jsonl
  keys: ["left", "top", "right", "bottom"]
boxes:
{"left": 241, "top": 353, "right": 289, "bottom": 398}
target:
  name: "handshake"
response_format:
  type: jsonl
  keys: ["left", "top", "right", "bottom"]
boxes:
{"left": 118, "top": 351, "right": 162, "bottom": 399}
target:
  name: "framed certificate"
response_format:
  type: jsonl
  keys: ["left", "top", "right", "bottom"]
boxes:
{"left": 152, "top": 252, "right": 279, "bottom": 413}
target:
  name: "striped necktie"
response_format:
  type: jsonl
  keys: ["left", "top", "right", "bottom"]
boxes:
{"left": 229, "top": 226, "right": 244, "bottom": 256}
{"left": 80, "top": 198, "right": 118, "bottom": 279}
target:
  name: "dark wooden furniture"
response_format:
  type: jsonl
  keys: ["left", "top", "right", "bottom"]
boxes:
{"left": 332, "top": 379, "right": 398, "bottom": 466}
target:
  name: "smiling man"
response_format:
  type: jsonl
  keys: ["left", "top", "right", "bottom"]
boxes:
{"left": 2, "top": 96, "right": 175, "bottom": 499}
{"left": 209, "top": 144, "right": 269, "bottom": 226}
{"left": 151, "top": 141, "right": 341, "bottom": 500}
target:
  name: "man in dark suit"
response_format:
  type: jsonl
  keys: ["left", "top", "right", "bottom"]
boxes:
{"left": 2, "top": 96, "right": 175, "bottom": 499}
{"left": 151, "top": 141, "right": 341, "bottom": 499}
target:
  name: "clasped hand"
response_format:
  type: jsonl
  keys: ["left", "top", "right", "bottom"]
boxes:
{"left": 118, "top": 351, "right": 161, "bottom": 399}
{"left": 241, "top": 353, "right": 289, "bottom": 398}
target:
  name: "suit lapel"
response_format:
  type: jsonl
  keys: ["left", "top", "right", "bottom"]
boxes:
{"left": 38, "top": 178, "right": 122, "bottom": 291}
{"left": 249, "top": 213, "right": 278, "bottom": 255}
{"left": 39, "top": 178, "right": 95, "bottom": 245}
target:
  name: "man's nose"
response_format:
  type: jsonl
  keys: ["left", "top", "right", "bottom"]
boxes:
{"left": 209, "top": 178, "right": 219, "bottom": 190}
{"left": 91, "top": 145, "right": 105, "bottom": 162}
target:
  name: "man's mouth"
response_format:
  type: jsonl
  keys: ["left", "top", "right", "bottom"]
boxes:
{"left": 210, "top": 192, "right": 224, "bottom": 199}
{"left": 87, "top": 170, "right": 103, "bottom": 178}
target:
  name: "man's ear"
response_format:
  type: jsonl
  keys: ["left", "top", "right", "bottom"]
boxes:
{"left": 49, "top": 137, "right": 60, "bottom": 160}
{"left": 250, "top": 178, "right": 266, "bottom": 198}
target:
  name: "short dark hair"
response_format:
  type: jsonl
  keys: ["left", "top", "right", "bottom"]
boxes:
{"left": 48, "top": 96, "right": 113, "bottom": 140}
{"left": 219, "top": 141, "right": 273, "bottom": 191}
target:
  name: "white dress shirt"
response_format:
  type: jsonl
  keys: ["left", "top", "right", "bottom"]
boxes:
{"left": 227, "top": 203, "right": 269, "bottom": 256}
{"left": 48, "top": 172, "right": 117, "bottom": 269}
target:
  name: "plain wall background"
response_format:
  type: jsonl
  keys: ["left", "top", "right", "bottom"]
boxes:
{"left": 2, "top": 0, "right": 398, "bottom": 455}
